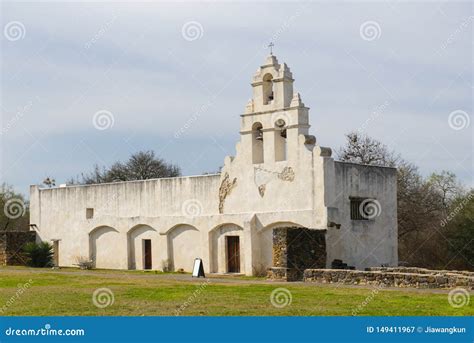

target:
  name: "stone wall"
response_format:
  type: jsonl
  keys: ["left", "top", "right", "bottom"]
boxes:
{"left": 304, "top": 267, "right": 473, "bottom": 289}
{"left": 0, "top": 231, "right": 36, "bottom": 266}
{"left": 268, "top": 227, "right": 326, "bottom": 281}
{"left": 365, "top": 267, "right": 474, "bottom": 277}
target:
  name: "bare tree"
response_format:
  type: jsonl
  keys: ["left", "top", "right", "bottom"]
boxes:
{"left": 337, "top": 131, "right": 399, "bottom": 167}
{"left": 42, "top": 177, "right": 56, "bottom": 188}
{"left": 76, "top": 151, "right": 181, "bottom": 184}
{"left": 0, "top": 183, "right": 29, "bottom": 231}
{"left": 427, "top": 170, "right": 464, "bottom": 209}
{"left": 337, "top": 132, "right": 455, "bottom": 269}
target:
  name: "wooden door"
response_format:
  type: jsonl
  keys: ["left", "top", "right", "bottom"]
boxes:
{"left": 226, "top": 236, "right": 240, "bottom": 273}
{"left": 143, "top": 239, "right": 152, "bottom": 270}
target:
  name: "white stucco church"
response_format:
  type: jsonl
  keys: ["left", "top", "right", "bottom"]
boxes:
{"left": 30, "top": 54, "right": 398, "bottom": 276}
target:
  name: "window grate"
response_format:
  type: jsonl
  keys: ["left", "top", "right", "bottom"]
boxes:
{"left": 350, "top": 198, "right": 368, "bottom": 220}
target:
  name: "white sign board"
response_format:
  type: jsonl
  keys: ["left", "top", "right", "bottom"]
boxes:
{"left": 192, "top": 258, "right": 205, "bottom": 277}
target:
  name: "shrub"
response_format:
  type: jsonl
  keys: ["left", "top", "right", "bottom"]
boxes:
{"left": 161, "top": 259, "right": 171, "bottom": 272}
{"left": 24, "top": 242, "right": 54, "bottom": 267}
{"left": 252, "top": 263, "right": 268, "bottom": 277}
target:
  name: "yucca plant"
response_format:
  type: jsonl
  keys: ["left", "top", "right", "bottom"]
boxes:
{"left": 23, "top": 242, "right": 54, "bottom": 267}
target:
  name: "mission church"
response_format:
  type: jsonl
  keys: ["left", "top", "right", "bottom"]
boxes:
{"left": 30, "top": 54, "right": 398, "bottom": 277}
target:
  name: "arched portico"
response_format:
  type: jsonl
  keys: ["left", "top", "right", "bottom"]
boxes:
{"left": 167, "top": 224, "right": 200, "bottom": 272}
{"left": 209, "top": 223, "right": 245, "bottom": 274}
{"left": 89, "top": 226, "right": 122, "bottom": 269}
{"left": 127, "top": 224, "right": 157, "bottom": 270}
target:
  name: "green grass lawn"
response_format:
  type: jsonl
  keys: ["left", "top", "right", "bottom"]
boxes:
{"left": 0, "top": 267, "right": 472, "bottom": 316}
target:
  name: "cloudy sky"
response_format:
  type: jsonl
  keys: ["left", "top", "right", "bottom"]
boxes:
{"left": 1, "top": 1, "right": 472, "bottom": 196}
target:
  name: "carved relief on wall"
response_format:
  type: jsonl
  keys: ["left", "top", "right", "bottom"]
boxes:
{"left": 277, "top": 166, "right": 295, "bottom": 182}
{"left": 218, "top": 172, "right": 237, "bottom": 214}
{"left": 254, "top": 166, "right": 295, "bottom": 197}
{"left": 258, "top": 184, "right": 266, "bottom": 197}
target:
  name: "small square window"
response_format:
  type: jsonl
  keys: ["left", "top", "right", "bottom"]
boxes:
{"left": 86, "top": 208, "right": 94, "bottom": 219}
{"left": 350, "top": 198, "right": 368, "bottom": 221}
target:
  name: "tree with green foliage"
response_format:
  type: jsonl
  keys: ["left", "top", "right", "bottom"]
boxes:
{"left": 445, "top": 192, "right": 474, "bottom": 270}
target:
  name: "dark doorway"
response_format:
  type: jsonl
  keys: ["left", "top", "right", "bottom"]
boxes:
{"left": 226, "top": 236, "right": 240, "bottom": 273}
{"left": 143, "top": 239, "right": 152, "bottom": 270}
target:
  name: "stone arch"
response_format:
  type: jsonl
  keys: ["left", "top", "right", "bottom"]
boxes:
{"left": 127, "top": 224, "right": 157, "bottom": 270}
{"left": 167, "top": 224, "right": 200, "bottom": 272}
{"left": 209, "top": 223, "right": 245, "bottom": 274}
{"left": 261, "top": 221, "right": 304, "bottom": 232}
{"left": 89, "top": 226, "right": 122, "bottom": 269}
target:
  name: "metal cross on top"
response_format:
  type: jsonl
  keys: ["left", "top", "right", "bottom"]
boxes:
{"left": 268, "top": 42, "right": 274, "bottom": 55}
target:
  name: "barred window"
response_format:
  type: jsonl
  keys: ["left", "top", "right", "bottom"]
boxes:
{"left": 350, "top": 198, "right": 368, "bottom": 220}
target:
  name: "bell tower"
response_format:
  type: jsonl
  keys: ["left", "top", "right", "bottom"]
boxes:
{"left": 250, "top": 54, "right": 295, "bottom": 111}
{"left": 240, "top": 54, "right": 312, "bottom": 165}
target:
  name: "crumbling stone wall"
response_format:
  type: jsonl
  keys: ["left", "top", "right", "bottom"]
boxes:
{"left": 304, "top": 268, "right": 473, "bottom": 289}
{"left": 268, "top": 227, "right": 326, "bottom": 281}
{"left": 366, "top": 267, "right": 474, "bottom": 277}
{"left": 0, "top": 231, "right": 36, "bottom": 266}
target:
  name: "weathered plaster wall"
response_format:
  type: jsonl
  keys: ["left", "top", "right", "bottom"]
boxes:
{"left": 30, "top": 174, "right": 222, "bottom": 271}
{"left": 326, "top": 162, "right": 398, "bottom": 270}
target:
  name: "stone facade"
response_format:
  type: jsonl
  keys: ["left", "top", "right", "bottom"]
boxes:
{"left": 304, "top": 268, "right": 474, "bottom": 289}
{"left": 0, "top": 231, "right": 36, "bottom": 266}
{"left": 29, "top": 55, "right": 398, "bottom": 275}
{"left": 268, "top": 227, "right": 326, "bottom": 281}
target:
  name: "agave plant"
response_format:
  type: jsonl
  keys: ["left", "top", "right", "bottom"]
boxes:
{"left": 23, "top": 242, "right": 54, "bottom": 268}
